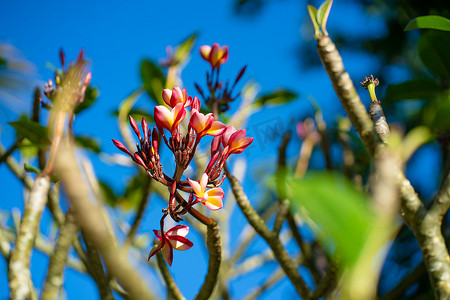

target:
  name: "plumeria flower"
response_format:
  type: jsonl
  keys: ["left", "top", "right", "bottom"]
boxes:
{"left": 200, "top": 43, "right": 229, "bottom": 69}
{"left": 188, "top": 173, "right": 224, "bottom": 210}
{"left": 162, "top": 87, "right": 193, "bottom": 108}
{"left": 190, "top": 110, "right": 226, "bottom": 139}
{"left": 221, "top": 126, "right": 254, "bottom": 155}
{"left": 148, "top": 225, "right": 193, "bottom": 266}
{"left": 154, "top": 102, "right": 186, "bottom": 134}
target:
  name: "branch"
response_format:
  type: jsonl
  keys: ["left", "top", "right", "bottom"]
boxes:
{"left": 225, "top": 167, "right": 312, "bottom": 299}
{"left": 55, "top": 144, "right": 156, "bottom": 300}
{"left": 125, "top": 175, "right": 152, "bottom": 246}
{"left": 194, "top": 219, "right": 222, "bottom": 300}
{"left": 8, "top": 174, "right": 50, "bottom": 300}
{"left": 41, "top": 209, "right": 79, "bottom": 300}
{"left": 315, "top": 34, "right": 449, "bottom": 298}
{"left": 380, "top": 262, "right": 426, "bottom": 300}
{"left": 156, "top": 251, "right": 184, "bottom": 300}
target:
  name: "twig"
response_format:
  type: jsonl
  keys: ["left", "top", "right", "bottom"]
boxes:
{"left": 225, "top": 167, "right": 312, "bottom": 299}
{"left": 380, "top": 262, "right": 426, "bottom": 300}
{"left": 244, "top": 267, "right": 284, "bottom": 300}
{"left": 156, "top": 251, "right": 185, "bottom": 300}
{"left": 194, "top": 219, "right": 222, "bottom": 300}
{"left": 125, "top": 175, "right": 152, "bottom": 246}
{"left": 8, "top": 174, "right": 50, "bottom": 300}
{"left": 55, "top": 143, "right": 156, "bottom": 300}
{"left": 41, "top": 208, "right": 79, "bottom": 300}
{"left": 82, "top": 235, "right": 114, "bottom": 300}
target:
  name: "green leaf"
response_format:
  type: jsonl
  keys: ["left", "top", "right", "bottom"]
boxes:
{"left": 140, "top": 60, "right": 166, "bottom": 105}
{"left": 384, "top": 79, "right": 443, "bottom": 102}
{"left": 288, "top": 172, "right": 374, "bottom": 265}
{"left": 98, "top": 180, "right": 118, "bottom": 207}
{"left": 74, "top": 86, "right": 98, "bottom": 114}
{"left": 405, "top": 15, "right": 450, "bottom": 32}
{"left": 74, "top": 136, "right": 101, "bottom": 153}
{"left": 422, "top": 91, "right": 450, "bottom": 131}
{"left": 9, "top": 119, "right": 51, "bottom": 145}
{"left": 418, "top": 31, "right": 450, "bottom": 81}
{"left": 317, "top": 0, "right": 333, "bottom": 35}
{"left": 254, "top": 89, "right": 298, "bottom": 107}
{"left": 307, "top": 5, "right": 320, "bottom": 37}
{"left": 0, "top": 56, "right": 6, "bottom": 67}
{"left": 173, "top": 33, "right": 198, "bottom": 65}
{"left": 24, "top": 163, "right": 41, "bottom": 174}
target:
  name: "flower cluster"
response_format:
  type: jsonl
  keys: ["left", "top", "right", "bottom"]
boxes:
{"left": 113, "top": 45, "right": 253, "bottom": 265}
{"left": 195, "top": 43, "right": 246, "bottom": 114}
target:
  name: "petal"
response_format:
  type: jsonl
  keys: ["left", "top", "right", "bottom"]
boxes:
{"left": 162, "top": 242, "right": 173, "bottom": 266}
{"left": 168, "top": 235, "right": 194, "bottom": 251}
{"left": 171, "top": 103, "right": 186, "bottom": 132}
{"left": 200, "top": 173, "right": 208, "bottom": 192}
{"left": 148, "top": 240, "right": 164, "bottom": 260}
{"left": 154, "top": 105, "right": 174, "bottom": 131}
{"left": 170, "top": 87, "right": 183, "bottom": 107}
{"left": 192, "top": 97, "right": 201, "bottom": 111}
{"left": 188, "top": 178, "right": 203, "bottom": 197}
{"left": 204, "top": 188, "right": 224, "bottom": 210}
{"left": 205, "top": 121, "right": 226, "bottom": 136}
{"left": 167, "top": 225, "right": 189, "bottom": 237}
{"left": 219, "top": 46, "right": 229, "bottom": 64}
{"left": 221, "top": 126, "right": 237, "bottom": 147}
{"left": 153, "top": 229, "right": 163, "bottom": 240}
{"left": 162, "top": 89, "right": 172, "bottom": 106}
{"left": 199, "top": 45, "right": 212, "bottom": 61}
{"left": 190, "top": 110, "right": 208, "bottom": 134}
{"left": 229, "top": 136, "right": 254, "bottom": 154}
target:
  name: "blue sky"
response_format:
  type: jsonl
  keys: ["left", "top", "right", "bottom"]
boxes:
{"left": 0, "top": 0, "right": 441, "bottom": 299}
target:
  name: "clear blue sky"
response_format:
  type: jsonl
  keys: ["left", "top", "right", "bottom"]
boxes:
{"left": 0, "top": 0, "right": 441, "bottom": 299}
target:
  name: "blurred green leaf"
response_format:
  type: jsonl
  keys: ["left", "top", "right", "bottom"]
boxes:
{"left": 317, "top": 0, "right": 333, "bottom": 32}
{"left": 99, "top": 180, "right": 118, "bottom": 207}
{"left": 122, "top": 173, "right": 147, "bottom": 210}
{"left": 74, "top": 86, "right": 98, "bottom": 114}
{"left": 75, "top": 136, "right": 101, "bottom": 153}
{"left": 307, "top": 5, "right": 320, "bottom": 36}
{"left": 418, "top": 31, "right": 450, "bottom": 81}
{"left": 0, "top": 56, "right": 6, "bottom": 67}
{"left": 254, "top": 89, "right": 298, "bottom": 107}
{"left": 173, "top": 33, "right": 198, "bottom": 65}
{"left": 288, "top": 172, "right": 374, "bottom": 265}
{"left": 24, "top": 163, "right": 40, "bottom": 174}
{"left": 9, "top": 119, "right": 50, "bottom": 145}
{"left": 384, "top": 79, "right": 443, "bottom": 102}
{"left": 405, "top": 15, "right": 450, "bottom": 32}
{"left": 141, "top": 60, "right": 165, "bottom": 105}
{"left": 113, "top": 108, "right": 154, "bottom": 124}
{"left": 422, "top": 91, "right": 450, "bottom": 131}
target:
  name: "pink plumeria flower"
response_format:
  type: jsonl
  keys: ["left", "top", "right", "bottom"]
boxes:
{"left": 200, "top": 43, "right": 229, "bottom": 69}
{"left": 190, "top": 110, "right": 226, "bottom": 139}
{"left": 162, "top": 87, "right": 193, "bottom": 108}
{"left": 148, "top": 225, "right": 193, "bottom": 266}
{"left": 187, "top": 173, "right": 224, "bottom": 210}
{"left": 221, "top": 126, "right": 254, "bottom": 155}
{"left": 154, "top": 102, "right": 186, "bottom": 134}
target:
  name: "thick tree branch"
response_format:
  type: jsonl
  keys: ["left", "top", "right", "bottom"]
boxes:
{"left": 155, "top": 251, "right": 184, "bottom": 300}
{"left": 315, "top": 34, "right": 450, "bottom": 298}
{"left": 225, "top": 167, "right": 312, "bottom": 299}
{"left": 41, "top": 209, "right": 79, "bottom": 300}
{"left": 8, "top": 174, "right": 50, "bottom": 300}
{"left": 195, "top": 219, "right": 222, "bottom": 300}
{"left": 55, "top": 144, "right": 156, "bottom": 300}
